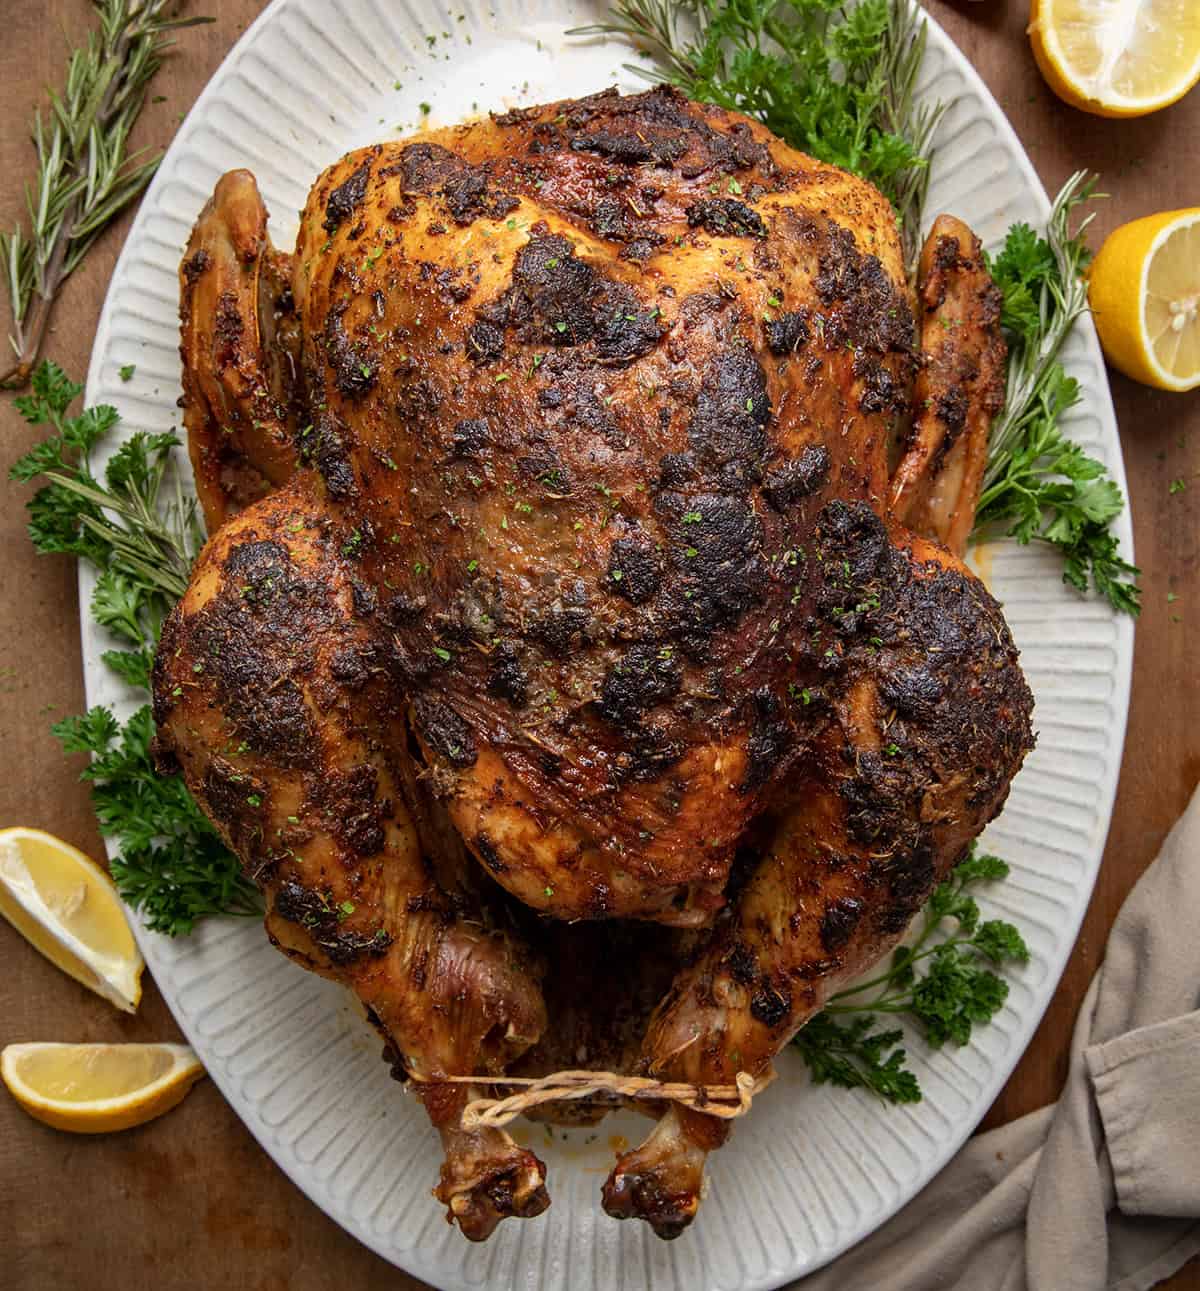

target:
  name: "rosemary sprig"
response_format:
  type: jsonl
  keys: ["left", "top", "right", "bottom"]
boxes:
{"left": 982, "top": 173, "right": 1098, "bottom": 486}
{"left": 1, "top": 0, "right": 212, "bottom": 390}
{"left": 571, "top": 0, "right": 941, "bottom": 268}
{"left": 875, "top": 0, "right": 942, "bottom": 271}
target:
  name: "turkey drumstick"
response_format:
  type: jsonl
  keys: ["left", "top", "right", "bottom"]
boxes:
{"left": 603, "top": 504, "right": 1034, "bottom": 1235}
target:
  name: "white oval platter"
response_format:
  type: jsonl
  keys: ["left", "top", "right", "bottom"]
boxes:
{"left": 79, "top": 1, "right": 1134, "bottom": 1287}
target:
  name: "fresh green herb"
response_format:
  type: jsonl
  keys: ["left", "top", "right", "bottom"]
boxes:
{"left": 1170, "top": 478, "right": 1187, "bottom": 495}
{"left": 975, "top": 175, "right": 1140, "bottom": 616}
{"left": 572, "top": 0, "right": 942, "bottom": 267}
{"left": 11, "top": 361, "right": 258, "bottom": 933}
{"left": 118, "top": 363, "right": 135, "bottom": 382}
{"left": 792, "top": 1013, "right": 921, "bottom": 1103}
{"left": 9, "top": 361, "right": 198, "bottom": 620}
{"left": 51, "top": 705, "right": 259, "bottom": 936}
{"left": 793, "top": 845, "right": 1029, "bottom": 1102}
{"left": 0, "top": 1, "right": 212, "bottom": 388}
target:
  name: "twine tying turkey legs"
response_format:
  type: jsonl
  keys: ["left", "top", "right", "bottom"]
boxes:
{"left": 413, "top": 1067, "right": 777, "bottom": 1131}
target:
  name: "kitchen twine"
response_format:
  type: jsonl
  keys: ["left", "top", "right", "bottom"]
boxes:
{"left": 415, "top": 1067, "right": 777, "bottom": 1131}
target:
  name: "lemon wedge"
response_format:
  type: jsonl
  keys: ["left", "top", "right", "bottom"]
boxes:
{"left": 1029, "top": 0, "right": 1200, "bottom": 117}
{"left": 1, "top": 1042, "right": 204, "bottom": 1133}
{"left": 1089, "top": 209, "right": 1200, "bottom": 391}
{"left": 0, "top": 827, "right": 143, "bottom": 1012}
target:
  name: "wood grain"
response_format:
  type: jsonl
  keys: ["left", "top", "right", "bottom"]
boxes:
{"left": 0, "top": 2, "right": 1196, "bottom": 1287}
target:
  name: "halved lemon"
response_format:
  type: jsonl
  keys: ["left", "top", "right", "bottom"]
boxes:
{"left": 0, "top": 827, "right": 143, "bottom": 1012}
{"left": 1089, "top": 209, "right": 1200, "bottom": 391}
{"left": 1029, "top": 0, "right": 1200, "bottom": 117}
{"left": 1, "top": 1042, "right": 204, "bottom": 1133}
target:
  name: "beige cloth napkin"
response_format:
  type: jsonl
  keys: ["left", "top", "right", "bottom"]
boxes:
{"left": 797, "top": 784, "right": 1200, "bottom": 1291}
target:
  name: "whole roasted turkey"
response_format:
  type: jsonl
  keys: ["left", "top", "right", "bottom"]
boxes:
{"left": 152, "top": 86, "right": 1034, "bottom": 1241}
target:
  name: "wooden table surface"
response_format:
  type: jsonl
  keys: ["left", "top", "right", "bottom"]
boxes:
{"left": 1, "top": 2, "right": 1197, "bottom": 1287}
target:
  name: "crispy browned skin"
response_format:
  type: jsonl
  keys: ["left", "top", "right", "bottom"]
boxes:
{"left": 890, "top": 216, "right": 1007, "bottom": 554}
{"left": 156, "top": 86, "right": 1029, "bottom": 1241}
{"left": 278, "top": 87, "right": 918, "bottom": 929}
{"left": 180, "top": 170, "right": 302, "bottom": 530}
{"left": 602, "top": 506, "right": 1033, "bottom": 1235}
{"left": 152, "top": 477, "right": 549, "bottom": 1239}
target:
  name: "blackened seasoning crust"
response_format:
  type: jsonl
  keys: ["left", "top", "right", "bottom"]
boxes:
{"left": 487, "top": 640, "right": 529, "bottom": 707}
{"left": 687, "top": 344, "right": 771, "bottom": 473}
{"left": 324, "top": 162, "right": 371, "bottom": 233}
{"left": 763, "top": 309, "right": 810, "bottom": 356}
{"left": 481, "top": 232, "right": 663, "bottom": 362}
{"left": 686, "top": 199, "right": 766, "bottom": 238}
{"left": 597, "top": 644, "right": 683, "bottom": 727}
{"left": 274, "top": 881, "right": 392, "bottom": 964}
{"left": 412, "top": 696, "right": 478, "bottom": 767}
{"left": 762, "top": 445, "right": 831, "bottom": 511}
{"left": 607, "top": 536, "right": 664, "bottom": 605}
{"left": 750, "top": 981, "right": 790, "bottom": 1027}
{"left": 452, "top": 417, "right": 491, "bottom": 455}
{"left": 441, "top": 166, "right": 519, "bottom": 224}
{"left": 819, "top": 896, "right": 864, "bottom": 953}
{"left": 324, "top": 310, "right": 377, "bottom": 398}
{"left": 465, "top": 320, "right": 505, "bottom": 365}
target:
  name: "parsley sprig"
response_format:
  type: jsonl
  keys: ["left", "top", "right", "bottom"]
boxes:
{"left": 975, "top": 174, "right": 1140, "bottom": 615}
{"left": 10, "top": 361, "right": 259, "bottom": 934}
{"left": 52, "top": 706, "right": 261, "bottom": 934}
{"left": 793, "top": 847, "right": 1030, "bottom": 1103}
{"left": 573, "top": 0, "right": 940, "bottom": 268}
